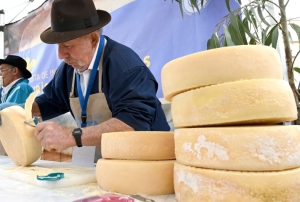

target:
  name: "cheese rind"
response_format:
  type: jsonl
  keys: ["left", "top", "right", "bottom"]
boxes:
{"left": 174, "top": 162, "right": 300, "bottom": 202}
{"left": 175, "top": 126, "right": 300, "bottom": 171}
{"left": 96, "top": 159, "right": 175, "bottom": 195}
{"left": 161, "top": 45, "right": 283, "bottom": 101}
{"left": 172, "top": 79, "right": 297, "bottom": 127}
{"left": 101, "top": 131, "right": 175, "bottom": 160}
{"left": 0, "top": 106, "right": 42, "bottom": 166}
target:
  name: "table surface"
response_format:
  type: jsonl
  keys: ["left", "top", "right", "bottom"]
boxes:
{"left": 0, "top": 156, "right": 176, "bottom": 202}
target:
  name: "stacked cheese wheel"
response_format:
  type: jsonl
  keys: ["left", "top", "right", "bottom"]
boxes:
{"left": 161, "top": 45, "right": 300, "bottom": 201}
{"left": 96, "top": 131, "right": 175, "bottom": 195}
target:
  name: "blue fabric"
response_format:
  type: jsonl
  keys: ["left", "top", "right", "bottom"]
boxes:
{"left": 35, "top": 36, "right": 170, "bottom": 131}
{"left": 0, "top": 79, "right": 34, "bottom": 109}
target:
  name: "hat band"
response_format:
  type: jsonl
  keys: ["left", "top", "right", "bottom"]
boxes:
{"left": 51, "top": 15, "right": 100, "bottom": 32}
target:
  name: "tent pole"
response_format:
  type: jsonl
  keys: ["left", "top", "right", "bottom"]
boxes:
{"left": 0, "top": 9, "right": 4, "bottom": 59}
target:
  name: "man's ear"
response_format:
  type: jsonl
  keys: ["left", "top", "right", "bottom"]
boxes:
{"left": 90, "top": 32, "right": 100, "bottom": 48}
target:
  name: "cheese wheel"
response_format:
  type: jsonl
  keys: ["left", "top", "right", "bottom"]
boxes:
{"left": 174, "top": 162, "right": 300, "bottom": 202}
{"left": 96, "top": 159, "right": 175, "bottom": 195}
{"left": 101, "top": 131, "right": 175, "bottom": 160}
{"left": 175, "top": 126, "right": 300, "bottom": 171}
{"left": 0, "top": 106, "right": 42, "bottom": 166}
{"left": 172, "top": 79, "right": 297, "bottom": 127}
{"left": 161, "top": 45, "right": 283, "bottom": 101}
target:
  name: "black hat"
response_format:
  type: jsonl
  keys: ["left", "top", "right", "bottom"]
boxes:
{"left": 0, "top": 55, "right": 32, "bottom": 78}
{"left": 40, "top": 0, "right": 111, "bottom": 44}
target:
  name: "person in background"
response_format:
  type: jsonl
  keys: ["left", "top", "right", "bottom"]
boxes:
{"left": 0, "top": 55, "right": 33, "bottom": 156}
{"left": 0, "top": 55, "right": 34, "bottom": 109}
{"left": 27, "top": 0, "right": 170, "bottom": 163}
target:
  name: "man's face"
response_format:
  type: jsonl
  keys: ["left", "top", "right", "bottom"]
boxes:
{"left": 0, "top": 64, "right": 14, "bottom": 87}
{"left": 57, "top": 34, "right": 96, "bottom": 72}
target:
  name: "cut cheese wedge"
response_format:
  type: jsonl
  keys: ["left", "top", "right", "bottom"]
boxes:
{"left": 96, "top": 159, "right": 175, "bottom": 195}
{"left": 172, "top": 79, "right": 297, "bottom": 127}
{"left": 174, "top": 162, "right": 300, "bottom": 202}
{"left": 175, "top": 126, "right": 300, "bottom": 171}
{"left": 0, "top": 106, "right": 42, "bottom": 166}
{"left": 161, "top": 45, "right": 283, "bottom": 101}
{"left": 101, "top": 131, "right": 175, "bottom": 160}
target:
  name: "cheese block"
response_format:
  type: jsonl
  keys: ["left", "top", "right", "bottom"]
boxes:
{"left": 172, "top": 79, "right": 297, "bottom": 127}
{"left": 175, "top": 126, "right": 300, "bottom": 171}
{"left": 101, "top": 131, "right": 175, "bottom": 160}
{"left": 174, "top": 162, "right": 300, "bottom": 202}
{"left": 96, "top": 159, "right": 175, "bottom": 195}
{"left": 0, "top": 106, "right": 42, "bottom": 166}
{"left": 161, "top": 45, "right": 283, "bottom": 101}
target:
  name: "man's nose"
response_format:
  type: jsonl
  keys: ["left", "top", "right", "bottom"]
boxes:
{"left": 58, "top": 45, "right": 69, "bottom": 59}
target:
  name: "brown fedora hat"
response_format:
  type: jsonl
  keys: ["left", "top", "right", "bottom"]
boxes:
{"left": 40, "top": 0, "right": 111, "bottom": 44}
{"left": 0, "top": 55, "right": 32, "bottom": 79}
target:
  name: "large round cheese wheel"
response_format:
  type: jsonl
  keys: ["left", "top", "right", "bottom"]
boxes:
{"left": 174, "top": 162, "right": 300, "bottom": 202}
{"left": 175, "top": 126, "right": 300, "bottom": 171}
{"left": 101, "top": 131, "right": 175, "bottom": 160}
{"left": 172, "top": 79, "right": 297, "bottom": 127}
{"left": 161, "top": 45, "right": 283, "bottom": 101}
{"left": 0, "top": 106, "right": 42, "bottom": 166}
{"left": 96, "top": 159, "right": 175, "bottom": 195}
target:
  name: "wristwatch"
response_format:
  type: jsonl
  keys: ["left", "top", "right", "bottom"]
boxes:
{"left": 72, "top": 128, "right": 83, "bottom": 147}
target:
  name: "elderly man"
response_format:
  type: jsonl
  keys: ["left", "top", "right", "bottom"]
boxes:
{"left": 30, "top": 0, "right": 170, "bottom": 165}
{"left": 0, "top": 55, "right": 33, "bottom": 107}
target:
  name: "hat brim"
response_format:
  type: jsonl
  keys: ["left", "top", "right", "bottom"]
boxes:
{"left": 0, "top": 59, "right": 32, "bottom": 79}
{"left": 40, "top": 10, "right": 111, "bottom": 44}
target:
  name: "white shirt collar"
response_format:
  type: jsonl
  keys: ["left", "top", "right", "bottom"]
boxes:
{"left": 2, "top": 78, "right": 22, "bottom": 94}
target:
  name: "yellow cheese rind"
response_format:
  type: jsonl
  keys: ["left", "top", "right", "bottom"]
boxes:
{"left": 0, "top": 106, "right": 42, "bottom": 166}
{"left": 96, "top": 159, "right": 175, "bottom": 195}
{"left": 101, "top": 131, "right": 175, "bottom": 160}
{"left": 174, "top": 162, "right": 300, "bottom": 202}
{"left": 172, "top": 79, "right": 297, "bottom": 127}
{"left": 175, "top": 126, "right": 300, "bottom": 171}
{"left": 161, "top": 45, "right": 283, "bottom": 101}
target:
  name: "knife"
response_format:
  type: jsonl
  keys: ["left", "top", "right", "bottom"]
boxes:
{"left": 130, "top": 195, "right": 155, "bottom": 202}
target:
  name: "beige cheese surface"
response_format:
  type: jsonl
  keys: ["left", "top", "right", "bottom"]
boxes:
{"left": 172, "top": 79, "right": 297, "bottom": 127}
{"left": 101, "top": 131, "right": 175, "bottom": 160}
{"left": 0, "top": 106, "right": 42, "bottom": 166}
{"left": 161, "top": 45, "right": 283, "bottom": 101}
{"left": 96, "top": 159, "right": 175, "bottom": 195}
{"left": 175, "top": 126, "right": 300, "bottom": 171}
{"left": 174, "top": 162, "right": 300, "bottom": 202}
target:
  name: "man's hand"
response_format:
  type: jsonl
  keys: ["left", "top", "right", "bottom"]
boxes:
{"left": 34, "top": 122, "right": 75, "bottom": 151}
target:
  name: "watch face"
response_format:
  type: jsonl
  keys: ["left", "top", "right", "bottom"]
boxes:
{"left": 73, "top": 128, "right": 82, "bottom": 135}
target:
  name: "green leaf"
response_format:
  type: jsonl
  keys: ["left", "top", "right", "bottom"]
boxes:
{"left": 264, "top": 24, "right": 279, "bottom": 46}
{"left": 228, "top": 24, "right": 243, "bottom": 45}
{"left": 223, "top": 25, "right": 233, "bottom": 46}
{"left": 207, "top": 39, "right": 212, "bottom": 50}
{"left": 271, "top": 26, "right": 279, "bottom": 49}
{"left": 229, "top": 11, "right": 244, "bottom": 45}
{"left": 225, "top": 0, "right": 231, "bottom": 11}
{"left": 249, "top": 8, "right": 258, "bottom": 29}
{"left": 257, "top": 6, "right": 270, "bottom": 26}
{"left": 294, "top": 67, "right": 300, "bottom": 74}
{"left": 210, "top": 34, "right": 221, "bottom": 49}
{"left": 237, "top": 16, "right": 248, "bottom": 44}
{"left": 290, "top": 23, "right": 300, "bottom": 41}
{"left": 249, "top": 38, "right": 257, "bottom": 45}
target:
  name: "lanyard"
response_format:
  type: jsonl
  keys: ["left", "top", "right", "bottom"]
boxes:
{"left": 76, "top": 35, "right": 104, "bottom": 128}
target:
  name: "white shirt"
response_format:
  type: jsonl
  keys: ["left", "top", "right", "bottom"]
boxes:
{"left": 77, "top": 38, "right": 107, "bottom": 96}
{"left": 1, "top": 78, "right": 22, "bottom": 101}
